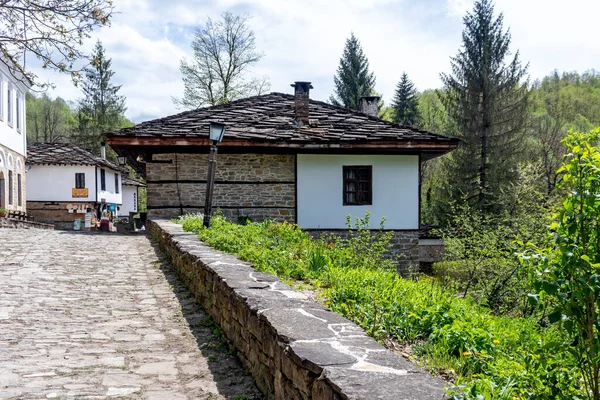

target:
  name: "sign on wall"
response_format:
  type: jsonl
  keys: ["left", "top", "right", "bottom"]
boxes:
{"left": 72, "top": 188, "right": 89, "bottom": 198}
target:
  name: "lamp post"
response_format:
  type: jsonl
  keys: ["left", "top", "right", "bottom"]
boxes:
{"left": 203, "top": 122, "right": 226, "bottom": 228}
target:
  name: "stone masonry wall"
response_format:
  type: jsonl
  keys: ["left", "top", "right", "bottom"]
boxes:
{"left": 0, "top": 144, "right": 26, "bottom": 213}
{"left": 0, "top": 217, "right": 54, "bottom": 229}
{"left": 306, "top": 229, "right": 420, "bottom": 272}
{"left": 149, "top": 219, "right": 447, "bottom": 400}
{"left": 146, "top": 153, "right": 295, "bottom": 221}
{"left": 27, "top": 201, "right": 94, "bottom": 230}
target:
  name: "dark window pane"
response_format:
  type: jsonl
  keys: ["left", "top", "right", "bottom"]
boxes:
{"left": 17, "top": 174, "right": 21, "bottom": 206}
{"left": 100, "top": 169, "right": 106, "bottom": 191}
{"left": 342, "top": 166, "right": 372, "bottom": 206}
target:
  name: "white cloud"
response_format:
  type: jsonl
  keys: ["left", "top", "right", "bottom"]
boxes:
{"left": 27, "top": 0, "right": 600, "bottom": 123}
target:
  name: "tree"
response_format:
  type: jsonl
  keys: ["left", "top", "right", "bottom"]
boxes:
{"left": 391, "top": 72, "right": 420, "bottom": 126}
{"left": 0, "top": 0, "right": 113, "bottom": 87}
{"left": 528, "top": 70, "right": 600, "bottom": 195}
{"left": 524, "top": 128, "right": 600, "bottom": 400}
{"left": 26, "top": 93, "right": 75, "bottom": 143}
{"left": 74, "top": 40, "right": 126, "bottom": 153}
{"left": 440, "top": 0, "right": 529, "bottom": 213}
{"left": 329, "top": 33, "right": 376, "bottom": 110}
{"left": 174, "top": 12, "right": 270, "bottom": 110}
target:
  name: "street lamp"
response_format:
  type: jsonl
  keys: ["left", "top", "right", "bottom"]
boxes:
{"left": 117, "top": 156, "right": 127, "bottom": 166}
{"left": 203, "top": 122, "right": 226, "bottom": 228}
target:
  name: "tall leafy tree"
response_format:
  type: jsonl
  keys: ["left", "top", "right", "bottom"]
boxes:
{"left": 26, "top": 93, "right": 75, "bottom": 143}
{"left": 74, "top": 40, "right": 126, "bottom": 153}
{"left": 392, "top": 72, "right": 420, "bottom": 126}
{"left": 329, "top": 33, "right": 376, "bottom": 110}
{"left": 440, "top": 0, "right": 529, "bottom": 213}
{"left": 0, "top": 0, "right": 113, "bottom": 88}
{"left": 174, "top": 12, "right": 270, "bottom": 110}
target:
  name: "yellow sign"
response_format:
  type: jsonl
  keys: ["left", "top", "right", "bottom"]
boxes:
{"left": 72, "top": 188, "right": 89, "bottom": 198}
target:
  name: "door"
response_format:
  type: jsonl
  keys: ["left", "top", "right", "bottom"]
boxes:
{"left": 0, "top": 171, "right": 5, "bottom": 209}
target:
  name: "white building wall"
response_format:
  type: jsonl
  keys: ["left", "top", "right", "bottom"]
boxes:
{"left": 121, "top": 185, "right": 138, "bottom": 215}
{"left": 0, "top": 62, "right": 27, "bottom": 157}
{"left": 27, "top": 165, "right": 97, "bottom": 202}
{"left": 96, "top": 167, "right": 122, "bottom": 205}
{"left": 297, "top": 154, "right": 419, "bottom": 230}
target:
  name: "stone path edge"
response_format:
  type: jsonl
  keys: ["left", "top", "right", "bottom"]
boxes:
{"left": 149, "top": 218, "right": 449, "bottom": 400}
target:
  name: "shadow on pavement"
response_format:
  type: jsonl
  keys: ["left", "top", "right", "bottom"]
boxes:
{"left": 148, "top": 237, "right": 264, "bottom": 400}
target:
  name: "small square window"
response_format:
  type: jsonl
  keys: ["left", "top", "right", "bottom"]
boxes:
{"left": 343, "top": 166, "right": 372, "bottom": 206}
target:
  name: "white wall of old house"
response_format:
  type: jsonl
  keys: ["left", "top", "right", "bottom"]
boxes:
{"left": 0, "top": 62, "right": 28, "bottom": 157}
{"left": 296, "top": 154, "right": 419, "bottom": 230}
{"left": 96, "top": 167, "right": 122, "bottom": 205}
{"left": 121, "top": 185, "right": 138, "bottom": 215}
{"left": 27, "top": 165, "right": 98, "bottom": 202}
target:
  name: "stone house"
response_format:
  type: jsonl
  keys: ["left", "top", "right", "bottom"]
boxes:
{"left": 0, "top": 56, "right": 31, "bottom": 213}
{"left": 106, "top": 82, "right": 458, "bottom": 266}
{"left": 26, "top": 143, "right": 126, "bottom": 229}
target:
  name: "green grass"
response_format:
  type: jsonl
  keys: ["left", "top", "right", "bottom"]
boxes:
{"left": 177, "top": 214, "right": 584, "bottom": 399}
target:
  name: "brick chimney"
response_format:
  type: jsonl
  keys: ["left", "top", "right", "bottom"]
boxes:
{"left": 359, "top": 96, "right": 380, "bottom": 117}
{"left": 291, "top": 81, "right": 313, "bottom": 125}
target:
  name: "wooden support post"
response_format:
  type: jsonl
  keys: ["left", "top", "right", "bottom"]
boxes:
{"left": 203, "top": 142, "right": 218, "bottom": 228}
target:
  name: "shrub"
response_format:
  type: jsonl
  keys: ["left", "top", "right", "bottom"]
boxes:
{"left": 179, "top": 213, "right": 583, "bottom": 398}
{"left": 523, "top": 128, "right": 600, "bottom": 400}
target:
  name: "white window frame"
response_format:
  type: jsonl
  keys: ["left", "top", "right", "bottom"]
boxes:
{"left": 7, "top": 84, "right": 13, "bottom": 127}
{"left": 0, "top": 76, "right": 4, "bottom": 121}
{"left": 16, "top": 92, "right": 21, "bottom": 133}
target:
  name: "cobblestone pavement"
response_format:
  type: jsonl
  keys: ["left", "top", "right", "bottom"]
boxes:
{"left": 0, "top": 229, "right": 263, "bottom": 400}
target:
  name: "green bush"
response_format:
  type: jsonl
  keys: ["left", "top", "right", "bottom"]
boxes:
{"left": 179, "top": 213, "right": 583, "bottom": 399}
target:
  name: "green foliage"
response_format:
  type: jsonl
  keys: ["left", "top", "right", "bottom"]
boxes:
{"left": 523, "top": 128, "right": 600, "bottom": 399}
{"left": 436, "top": 174, "right": 551, "bottom": 314}
{"left": 529, "top": 70, "right": 600, "bottom": 195}
{"left": 392, "top": 72, "right": 420, "bottom": 126}
{"left": 439, "top": 0, "right": 529, "bottom": 213}
{"left": 418, "top": 89, "right": 448, "bottom": 134}
{"left": 329, "top": 33, "right": 377, "bottom": 110}
{"left": 26, "top": 93, "right": 76, "bottom": 143}
{"left": 74, "top": 40, "right": 127, "bottom": 154}
{"left": 179, "top": 213, "right": 585, "bottom": 398}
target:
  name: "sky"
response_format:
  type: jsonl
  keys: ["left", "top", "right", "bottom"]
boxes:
{"left": 31, "top": 0, "right": 600, "bottom": 123}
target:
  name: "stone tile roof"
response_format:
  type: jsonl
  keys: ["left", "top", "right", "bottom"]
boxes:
{"left": 122, "top": 177, "right": 146, "bottom": 187}
{"left": 27, "top": 143, "right": 126, "bottom": 172}
{"left": 107, "top": 93, "right": 457, "bottom": 146}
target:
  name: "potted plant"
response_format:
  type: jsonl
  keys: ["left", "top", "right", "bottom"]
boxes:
{"left": 0, "top": 208, "right": 6, "bottom": 218}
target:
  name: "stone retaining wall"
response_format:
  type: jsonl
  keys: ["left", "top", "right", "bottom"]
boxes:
{"left": 0, "top": 218, "right": 54, "bottom": 229}
{"left": 149, "top": 218, "right": 447, "bottom": 400}
{"left": 306, "top": 229, "right": 420, "bottom": 272}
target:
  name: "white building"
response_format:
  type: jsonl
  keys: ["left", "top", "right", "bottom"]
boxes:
{"left": 121, "top": 177, "right": 145, "bottom": 216}
{"left": 0, "top": 56, "right": 32, "bottom": 213}
{"left": 26, "top": 143, "right": 125, "bottom": 229}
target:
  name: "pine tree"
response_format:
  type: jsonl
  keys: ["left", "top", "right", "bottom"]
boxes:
{"left": 75, "top": 40, "right": 126, "bottom": 153}
{"left": 329, "top": 33, "right": 376, "bottom": 110}
{"left": 440, "top": 0, "right": 529, "bottom": 213}
{"left": 392, "top": 72, "right": 420, "bottom": 126}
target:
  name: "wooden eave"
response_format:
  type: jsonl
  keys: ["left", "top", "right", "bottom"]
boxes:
{"left": 106, "top": 136, "right": 459, "bottom": 152}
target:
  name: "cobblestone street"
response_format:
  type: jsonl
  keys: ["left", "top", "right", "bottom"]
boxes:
{"left": 0, "top": 229, "right": 262, "bottom": 400}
